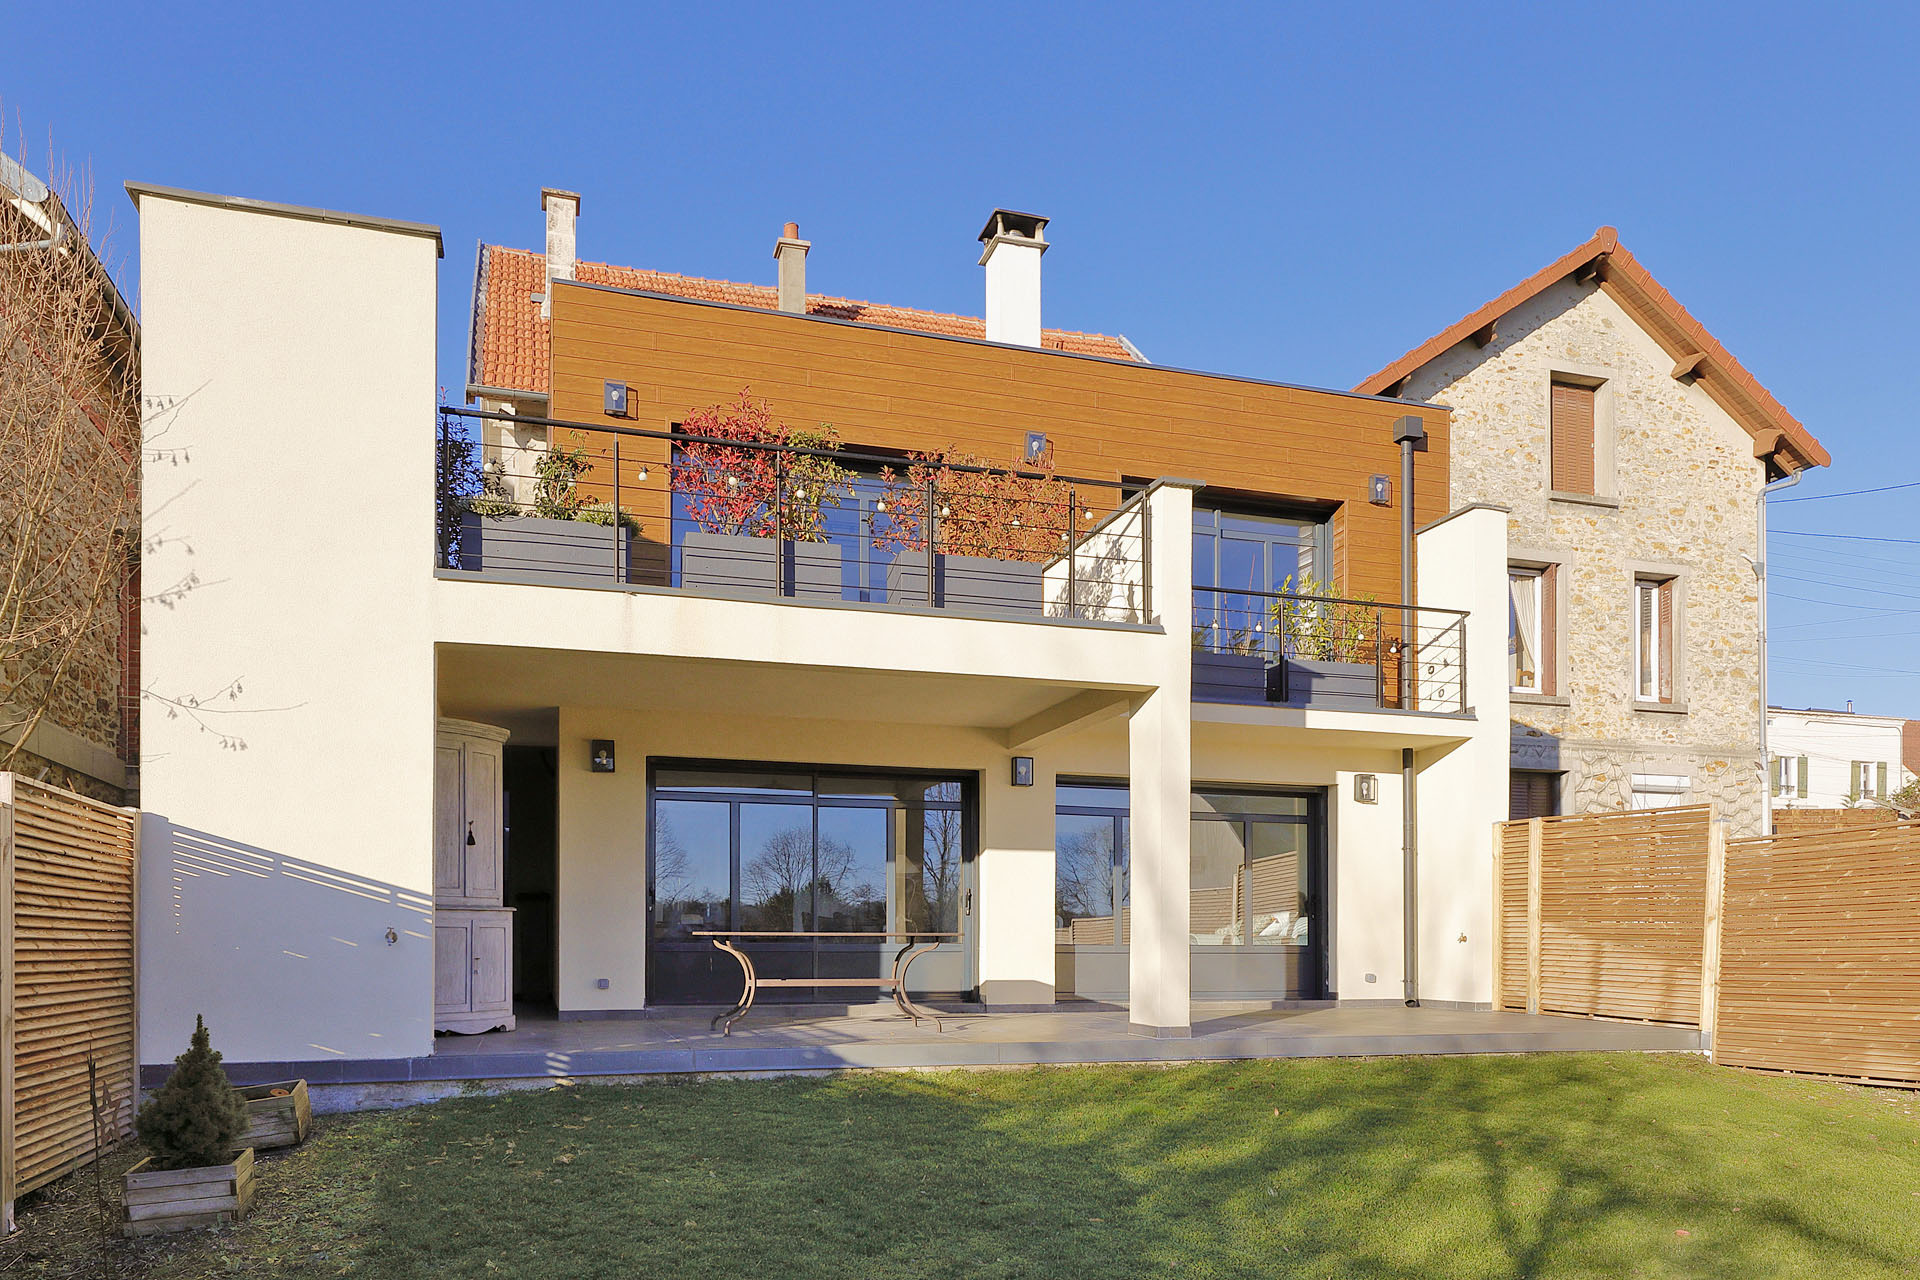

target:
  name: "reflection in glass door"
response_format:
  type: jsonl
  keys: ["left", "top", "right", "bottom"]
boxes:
{"left": 647, "top": 766, "right": 974, "bottom": 1004}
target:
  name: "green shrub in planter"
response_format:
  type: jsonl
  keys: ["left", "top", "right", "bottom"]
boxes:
{"left": 577, "top": 501, "right": 641, "bottom": 532}
{"left": 136, "top": 1015, "right": 249, "bottom": 1170}
{"left": 464, "top": 490, "right": 521, "bottom": 519}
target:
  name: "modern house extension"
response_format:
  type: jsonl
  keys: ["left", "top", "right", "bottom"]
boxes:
{"left": 128, "top": 182, "right": 1509, "bottom": 1076}
{"left": 1356, "top": 228, "right": 1829, "bottom": 835}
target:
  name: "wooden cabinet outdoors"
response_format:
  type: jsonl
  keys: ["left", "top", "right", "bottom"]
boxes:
{"left": 434, "top": 717, "right": 515, "bottom": 1033}
{"left": 434, "top": 908, "right": 515, "bottom": 1034}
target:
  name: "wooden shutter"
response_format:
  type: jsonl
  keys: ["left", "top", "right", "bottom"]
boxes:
{"left": 1656, "top": 579, "right": 1675, "bottom": 703}
{"left": 1769, "top": 756, "right": 1782, "bottom": 794}
{"left": 1540, "top": 564, "right": 1558, "bottom": 695}
{"left": 1509, "top": 771, "right": 1559, "bottom": 821}
{"left": 1877, "top": 761, "right": 1889, "bottom": 799}
{"left": 1797, "top": 756, "right": 1809, "bottom": 799}
{"left": 1550, "top": 382, "right": 1596, "bottom": 494}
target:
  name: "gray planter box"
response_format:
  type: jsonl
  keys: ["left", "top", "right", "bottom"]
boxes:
{"left": 1192, "top": 651, "right": 1270, "bottom": 704}
{"left": 886, "top": 553, "right": 1043, "bottom": 617}
{"left": 679, "top": 530, "right": 843, "bottom": 600}
{"left": 458, "top": 512, "right": 633, "bottom": 585}
{"left": 1269, "top": 657, "right": 1380, "bottom": 710}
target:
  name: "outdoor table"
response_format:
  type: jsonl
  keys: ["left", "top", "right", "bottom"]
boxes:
{"left": 692, "top": 930, "right": 961, "bottom": 1036}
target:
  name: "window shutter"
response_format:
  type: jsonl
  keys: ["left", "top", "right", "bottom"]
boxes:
{"left": 1510, "top": 771, "right": 1559, "bottom": 821}
{"left": 1656, "top": 578, "right": 1675, "bottom": 703}
{"left": 1540, "top": 564, "right": 1558, "bottom": 695}
{"left": 1878, "top": 762, "right": 1889, "bottom": 799}
{"left": 1550, "top": 382, "right": 1597, "bottom": 494}
{"left": 1797, "top": 756, "right": 1809, "bottom": 799}
{"left": 1770, "top": 756, "right": 1782, "bottom": 793}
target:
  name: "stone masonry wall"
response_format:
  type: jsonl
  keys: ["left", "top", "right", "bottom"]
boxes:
{"left": 1402, "top": 278, "right": 1768, "bottom": 835}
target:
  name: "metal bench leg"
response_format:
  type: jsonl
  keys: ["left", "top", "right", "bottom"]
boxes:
{"left": 890, "top": 941, "right": 945, "bottom": 1032}
{"left": 710, "top": 939, "right": 757, "bottom": 1036}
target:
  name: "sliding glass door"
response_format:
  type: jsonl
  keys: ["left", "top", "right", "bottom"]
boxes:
{"left": 648, "top": 765, "right": 973, "bottom": 1004}
{"left": 1055, "top": 781, "right": 1326, "bottom": 1001}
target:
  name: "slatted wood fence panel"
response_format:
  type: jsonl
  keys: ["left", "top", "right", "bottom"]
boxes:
{"left": 1715, "top": 821, "right": 1920, "bottom": 1087}
{"left": 1493, "top": 806, "right": 1713, "bottom": 1025}
{"left": 2, "top": 774, "right": 139, "bottom": 1221}
{"left": 1494, "top": 821, "right": 1530, "bottom": 1011}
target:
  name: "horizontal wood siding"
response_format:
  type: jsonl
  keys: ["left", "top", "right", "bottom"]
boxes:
{"left": 3, "top": 774, "right": 138, "bottom": 1209}
{"left": 546, "top": 288, "right": 1450, "bottom": 604}
{"left": 1494, "top": 806, "right": 1713, "bottom": 1026}
{"left": 1716, "top": 821, "right": 1920, "bottom": 1087}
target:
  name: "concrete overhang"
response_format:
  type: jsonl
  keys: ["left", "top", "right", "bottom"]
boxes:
{"left": 1192, "top": 700, "right": 1478, "bottom": 749}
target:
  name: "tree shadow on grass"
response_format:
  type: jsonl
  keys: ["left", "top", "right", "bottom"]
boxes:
{"left": 216, "top": 1055, "right": 1920, "bottom": 1280}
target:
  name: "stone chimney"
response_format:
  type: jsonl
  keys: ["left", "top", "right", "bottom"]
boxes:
{"left": 541, "top": 188, "right": 580, "bottom": 319}
{"left": 977, "top": 209, "right": 1048, "bottom": 347}
{"left": 774, "top": 221, "right": 810, "bottom": 314}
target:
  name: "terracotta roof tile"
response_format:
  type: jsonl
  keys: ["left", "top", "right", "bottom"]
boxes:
{"left": 1354, "top": 227, "right": 1828, "bottom": 471}
{"left": 470, "top": 244, "right": 1139, "bottom": 397}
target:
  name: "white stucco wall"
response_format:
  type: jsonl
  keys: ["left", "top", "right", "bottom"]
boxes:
{"left": 1768, "top": 708, "right": 1912, "bottom": 808}
{"left": 134, "top": 191, "right": 441, "bottom": 1064}
{"left": 1414, "top": 505, "right": 1512, "bottom": 1006}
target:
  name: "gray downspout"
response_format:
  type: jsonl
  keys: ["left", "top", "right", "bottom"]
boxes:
{"left": 1756, "top": 462, "right": 1801, "bottom": 836}
{"left": 1393, "top": 415, "right": 1427, "bottom": 1007}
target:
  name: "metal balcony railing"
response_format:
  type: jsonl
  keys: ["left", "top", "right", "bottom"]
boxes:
{"left": 435, "top": 407, "right": 1150, "bottom": 624}
{"left": 1192, "top": 586, "right": 1468, "bottom": 714}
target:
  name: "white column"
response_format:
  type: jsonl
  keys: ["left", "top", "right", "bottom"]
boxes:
{"left": 1412, "top": 504, "right": 1512, "bottom": 1006}
{"left": 1128, "top": 481, "right": 1198, "bottom": 1035}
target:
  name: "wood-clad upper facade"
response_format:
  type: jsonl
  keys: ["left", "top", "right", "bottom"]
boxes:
{"left": 544, "top": 282, "right": 1450, "bottom": 605}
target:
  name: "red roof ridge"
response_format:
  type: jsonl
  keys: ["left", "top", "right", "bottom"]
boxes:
{"left": 469, "top": 243, "right": 1139, "bottom": 399}
{"left": 1354, "top": 227, "right": 1827, "bottom": 471}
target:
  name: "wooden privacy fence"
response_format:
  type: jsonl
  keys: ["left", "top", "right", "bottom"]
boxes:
{"left": 1716, "top": 820, "right": 1920, "bottom": 1088}
{"left": 1494, "top": 806, "right": 1719, "bottom": 1027}
{"left": 1496, "top": 807, "right": 1920, "bottom": 1088}
{"left": 1, "top": 774, "right": 139, "bottom": 1231}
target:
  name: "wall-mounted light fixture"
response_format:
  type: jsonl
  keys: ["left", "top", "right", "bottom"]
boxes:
{"left": 1011, "top": 757, "right": 1035, "bottom": 787}
{"left": 590, "top": 740, "right": 617, "bottom": 773}
{"left": 1368, "top": 474, "right": 1392, "bottom": 506}
{"left": 1354, "top": 773, "right": 1379, "bottom": 804}
{"left": 603, "top": 380, "right": 629, "bottom": 417}
{"left": 1024, "top": 431, "right": 1048, "bottom": 464}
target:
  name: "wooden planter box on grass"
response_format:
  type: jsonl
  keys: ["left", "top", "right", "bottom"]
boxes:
{"left": 237, "top": 1078, "right": 312, "bottom": 1150}
{"left": 122, "top": 1147, "right": 255, "bottom": 1236}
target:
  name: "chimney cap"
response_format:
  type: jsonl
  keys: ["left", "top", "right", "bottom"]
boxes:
{"left": 541, "top": 187, "right": 582, "bottom": 213}
{"left": 978, "top": 208, "right": 1049, "bottom": 244}
{"left": 773, "top": 221, "right": 811, "bottom": 258}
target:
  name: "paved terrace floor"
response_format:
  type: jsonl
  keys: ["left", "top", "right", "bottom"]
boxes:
{"left": 226, "top": 1003, "right": 1703, "bottom": 1088}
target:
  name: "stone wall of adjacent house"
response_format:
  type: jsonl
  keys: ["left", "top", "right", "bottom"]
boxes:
{"left": 1401, "top": 277, "right": 1769, "bottom": 835}
{"left": 0, "top": 386, "right": 134, "bottom": 805}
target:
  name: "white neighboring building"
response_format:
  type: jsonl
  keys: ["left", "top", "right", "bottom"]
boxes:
{"left": 1768, "top": 706, "right": 1913, "bottom": 810}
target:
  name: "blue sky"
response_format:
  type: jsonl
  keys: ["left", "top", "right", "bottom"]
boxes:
{"left": 7, "top": 1, "right": 1916, "bottom": 715}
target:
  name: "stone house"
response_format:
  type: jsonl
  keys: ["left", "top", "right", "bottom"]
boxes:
{"left": 0, "top": 151, "right": 139, "bottom": 803}
{"left": 1356, "top": 227, "right": 1830, "bottom": 835}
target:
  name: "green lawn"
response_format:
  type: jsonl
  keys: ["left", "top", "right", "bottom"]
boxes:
{"left": 18, "top": 1053, "right": 1920, "bottom": 1279}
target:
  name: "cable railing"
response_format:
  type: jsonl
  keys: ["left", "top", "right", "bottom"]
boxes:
{"left": 1191, "top": 585, "right": 1468, "bottom": 713}
{"left": 435, "top": 407, "right": 1151, "bottom": 624}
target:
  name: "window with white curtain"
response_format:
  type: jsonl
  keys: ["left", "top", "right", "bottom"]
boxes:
{"left": 1509, "top": 569, "right": 1543, "bottom": 693}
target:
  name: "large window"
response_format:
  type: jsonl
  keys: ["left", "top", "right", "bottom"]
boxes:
{"left": 1054, "top": 782, "right": 1129, "bottom": 945}
{"left": 1191, "top": 508, "right": 1331, "bottom": 652}
{"left": 649, "top": 766, "right": 971, "bottom": 1003}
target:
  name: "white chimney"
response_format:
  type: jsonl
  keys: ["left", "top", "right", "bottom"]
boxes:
{"left": 541, "top": 188, "right": 580, "bottom": 319}
{"left": 978, "top": 209, "right": 1048, "bottom": 347}
{"left": 774, "top": 221, "right": 810, "bottom": 314}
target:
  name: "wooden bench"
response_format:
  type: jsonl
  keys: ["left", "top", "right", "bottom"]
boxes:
{"left": 692, "top": 931, "right": 960, "bottom": 1036}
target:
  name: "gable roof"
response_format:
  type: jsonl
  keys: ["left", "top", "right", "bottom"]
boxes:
{"left": 468, "top": 244, "right": 1141, "bottom": 399}
{"left": 1354, "top": 227, "right": 1829, "bottom": 471}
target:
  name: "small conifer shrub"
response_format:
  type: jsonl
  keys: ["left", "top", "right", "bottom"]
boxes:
{"left": 135, "top": 1015, "right": 249, "bottom": 1170}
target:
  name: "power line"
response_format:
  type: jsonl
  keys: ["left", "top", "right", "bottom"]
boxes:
{"left": 1774, "top": 530, "right": 1920, "bottom": 546}
{"left": 1772, "top": 571, "right": 1920, "bottom": 603}
{"left": 1773, "top": 480, "right": 1920, "bottom": 503}
{"left": 1774, "top": 593, "right": 1920, "bottom": 614}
